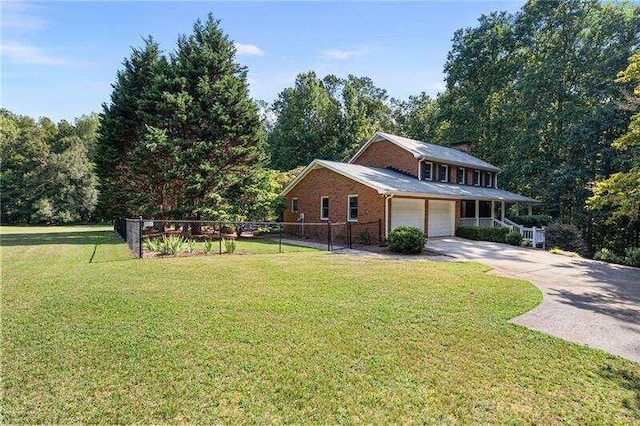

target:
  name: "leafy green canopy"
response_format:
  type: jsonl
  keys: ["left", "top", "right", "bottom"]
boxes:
{"left": 588, "top": 54, "right": 640, "bottom": 223}
{"left": 267, "top": 73, "right": 395, "bottom": 170}
{"left": 96, "top": 15, "right": 271, "bottom": 220}
{"left": 437, "top": 0, "right": 639, "bottom": 221}
{"left": 0, "top": 110, "right": 99, "bottom": 224}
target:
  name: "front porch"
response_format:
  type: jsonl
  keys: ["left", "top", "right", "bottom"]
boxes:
{"left": 458, "top": 200, "right": 545, "bottom": 247}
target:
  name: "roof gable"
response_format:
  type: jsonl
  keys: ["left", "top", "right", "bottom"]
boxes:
{"left": 349, "top": 132, "right": 500, "bottom": 172}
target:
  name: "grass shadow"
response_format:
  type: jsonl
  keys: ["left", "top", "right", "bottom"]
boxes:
{"left": 0, "top": 231, "right": 122, "bottom": 247}
{"left": 600, "top": 364, "right": 640, "bottom": 416}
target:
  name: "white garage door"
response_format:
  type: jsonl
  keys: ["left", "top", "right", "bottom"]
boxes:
{"left": 391, "top": 198, "right": 425, "bottom": 232}
{"left": 428, "top": 200, "right": 455, "bottom": 237}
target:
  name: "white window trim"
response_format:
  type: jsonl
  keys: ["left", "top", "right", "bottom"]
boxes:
{"left": 419, "top": 160, "right": 433, "bottom": 181}
{"left": 439, "top": 164, "right": 449, "bottom": 183}
{"left": 474, "top": 170, "right": 481, "bottom": 186}
{"left": 457, "top": 167, "right": 465, "bottom": 185}
{"left": 347, "top": 194, "right": 358, "bottom": 222}
{"left": 486, "top": 172, "right": 493, "bottom": 188}
{"left": 320, "top": 196, "right": 329, "bottom": 220}
{"left": 291, "top": 197, "right": 298, "bottom": 213}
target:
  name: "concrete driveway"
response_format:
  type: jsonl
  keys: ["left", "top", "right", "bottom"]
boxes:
{"left": 426, "top": 237, "right": 640, "bottom": 363}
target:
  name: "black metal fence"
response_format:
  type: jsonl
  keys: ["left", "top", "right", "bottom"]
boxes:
{"left": 114, "top": 217, "right": 384, "bottom": 258}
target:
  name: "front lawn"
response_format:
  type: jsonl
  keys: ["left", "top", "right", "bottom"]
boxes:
{"left": 2, "top": 226, "right": 639, "bottom": 423}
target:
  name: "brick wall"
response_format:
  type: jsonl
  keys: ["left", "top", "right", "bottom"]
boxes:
{"left": 352, "top": 140, "right": 418, "bottom": 177}
{"left": 283, "top": 167, "right": 386, "bottom": 243}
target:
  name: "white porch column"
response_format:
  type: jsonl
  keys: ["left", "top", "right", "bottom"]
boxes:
{"left": 528, "top": 204, "right": 533, "bottom": 215}
{"left": 475, "top": 199, "right": 480, "bottom": 226}
{"left": 491, "top": 201, "right": 495, "bottom": 223}
{"left": 501, "top": 201, "right": 505, "bottom": 222}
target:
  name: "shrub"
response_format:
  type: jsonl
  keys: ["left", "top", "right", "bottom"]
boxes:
{"left": 505, "top": 231, "right": 523, "bottom": 246}
{"left": 143, "top": 237, "right": 160, "bottom": 252}
{"left": 388, "top": 227, "right": 425, "bottom": 254}
{"left": 223, "top": 238, "right": 236, "bottom": 254}
{"left": 594, "top": 248, "right": 623, "bottom": 264}
{"left": 159, "top": 235, "right": 185, "bottom": 255}
{"left": 507, "top": 214, "right": 552, "bottom": 228}
{"left": 623, "top": 247, "right": 640, "bottom": 267}
{"left": 357, "top": 230, "right": 372, "bottom": 245}
{"left": 545, "top": 222, "right": 584, "bottom": 253}
{"left": 455, "top": 227, "right": 509, "bottom": 243}
{"left": 187, "top": 238, "right": 196, "bottom": 253}
{"left": 202, "top": 239, "right": 214, "bottom": 255}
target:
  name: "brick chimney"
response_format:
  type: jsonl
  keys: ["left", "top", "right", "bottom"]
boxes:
{"left": 450, "top": 142, "right": 471, "bottom": 154}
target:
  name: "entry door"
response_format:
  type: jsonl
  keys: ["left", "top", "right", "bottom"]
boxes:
{"left": 391, "top": 198, "right": 425, "bottom": 232}
{"left": 428, "top": 200, "right": 455, "bottom": 237}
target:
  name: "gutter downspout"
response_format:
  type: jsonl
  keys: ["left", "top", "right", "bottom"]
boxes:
{"left": 384, "top": 193, "right": 394, "bottom": 239}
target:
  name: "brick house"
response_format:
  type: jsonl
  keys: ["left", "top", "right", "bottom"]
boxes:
{"left": 281, "top": 132, "right": 538, "bottom": 243}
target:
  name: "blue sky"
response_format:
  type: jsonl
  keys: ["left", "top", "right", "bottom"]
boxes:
{"left": 1, "top": 1, "right": 523, "bottom": 122}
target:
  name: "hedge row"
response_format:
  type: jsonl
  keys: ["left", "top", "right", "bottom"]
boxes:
{"left": 455, "top": 226, "right": 510, "bottom": 243}
{"left": 594, "top": 247, "right": 640, "bottom": 267}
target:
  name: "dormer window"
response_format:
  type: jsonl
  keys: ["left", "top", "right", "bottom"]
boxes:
{"left": 456, "top": 167, "right": 465, "bottom": 185}
{"left": 420, "top": 161, "right": 433, "bottom": 181}
{"left": 486, "top": 172, "right": 493, "bottom": 188}
{"left": 473, "top": 170, "right": 480, "bottom": 186}
{"left": 439, "top": 164, "right": 449, "bottom": 183}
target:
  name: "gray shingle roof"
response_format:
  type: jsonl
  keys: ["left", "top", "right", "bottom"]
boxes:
{"left": 313, "top": 160, "right": 538, "bottom": 203}
{"left": 351, "top": 132, "right": 501, "bottom": 172}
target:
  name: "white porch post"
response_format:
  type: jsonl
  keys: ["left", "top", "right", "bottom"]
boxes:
{"left": 528, "top": 204, "right": 533, "bottom": 215}
{"left": 501, "top": 201, "right": 505, "bottom": 222}
{"left": 491, "top": 201, "right": 495, "bottom": 225}
{"left": 475, "top": 199, "right": 480, "bottom": 227}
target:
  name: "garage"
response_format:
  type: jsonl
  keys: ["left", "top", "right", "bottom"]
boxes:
{"left": 391, "top": 198, "right": 425, "bottom": 232}
{"left": 428, "top": 200, "right": 455, "bottom": 237}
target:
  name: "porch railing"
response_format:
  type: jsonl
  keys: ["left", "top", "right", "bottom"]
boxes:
{"left": 459, "top": 217, "right": 496, "bottom": 227}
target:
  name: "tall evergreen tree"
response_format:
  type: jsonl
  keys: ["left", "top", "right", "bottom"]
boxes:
{"left": 96, "top": 16, "right": 264, "bottom": 222}
{"left": 169, "top": 16, "right": 264, "bottom": 221}
{"left": 95, "top": 37, "right": 168, "bottom": 218}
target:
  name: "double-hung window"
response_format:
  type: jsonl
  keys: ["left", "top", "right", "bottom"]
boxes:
{"left": 348, "top": 195, "right": 358, "bottom": 221}
{"left": 439, "top": 164, "right": 449, "bottom": 183}
{"left": 320, "top": 196, "right": 329, "bottom": 220}
{"left": 291, "top": 198, "right": 298, "bottom": 213}
{"left": 457, "top": 167, "right": 465, "bottom": 185}
{"left": 420, "top": 161, "right": 433, "bottom": 181}
{"left": 473, "top": 170, "right": 481, "bottom": 186}
{"left": 486, "top": 172, "right": 493, "bottom": 188}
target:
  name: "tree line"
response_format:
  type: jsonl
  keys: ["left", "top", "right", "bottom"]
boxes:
{"left": 1, "top": 1, "right": 638, "bottom": 256}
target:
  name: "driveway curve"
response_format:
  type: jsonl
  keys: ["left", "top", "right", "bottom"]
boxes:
{"left": 427, "top": 237, "right": 640, "bottom": 363}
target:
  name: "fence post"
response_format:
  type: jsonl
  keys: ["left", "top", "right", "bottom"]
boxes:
{"left": 138, "top": 216, "right": 143, "bottom": 259}
{"left": 279, "top": 224, "right": 282, "bottom": 253}
{"left": 327, "top": 222, "right": 331, "bottom": 251}
{"left": 219, "top": 222, "right": 223, "bottom": 255}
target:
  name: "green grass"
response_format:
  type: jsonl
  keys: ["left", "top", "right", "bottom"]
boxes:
{"left": 2, "top": 225, "right": 639, "bottom": 423}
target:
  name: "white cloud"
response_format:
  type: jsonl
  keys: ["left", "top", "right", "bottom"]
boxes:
{"left": 322, "top": 47, "right": 368, "bottom": 60}
{"left": 1, "top": 40, "right": 66, "bottom": 65}
{"left": 234, "top": 42, "right": 265, "bottom": 56}
{"left": 1, "top": 2, "right": 47, "bottom": 30}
